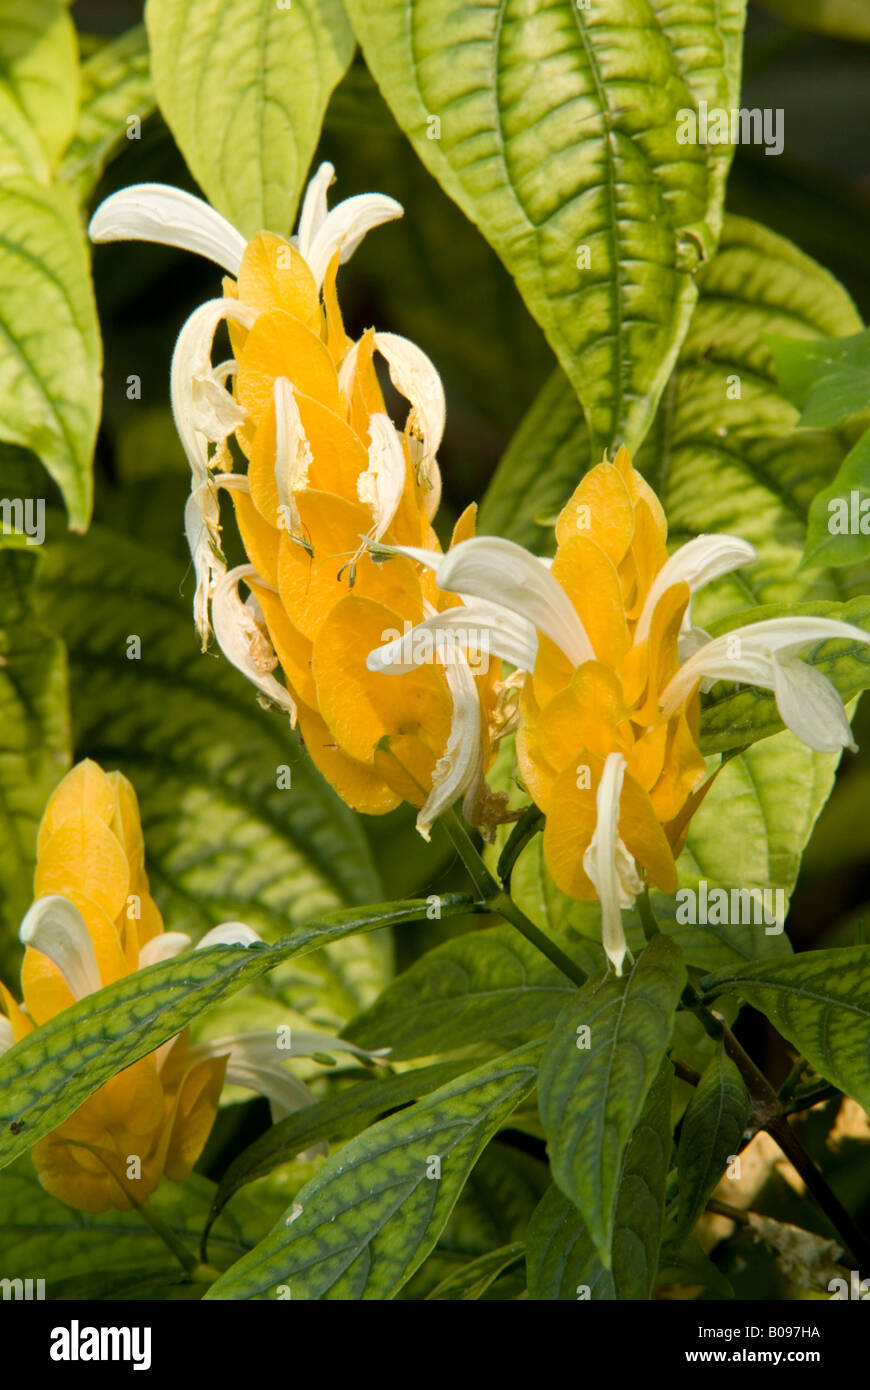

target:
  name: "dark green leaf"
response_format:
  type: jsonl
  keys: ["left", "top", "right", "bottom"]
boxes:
{"left": 675, "top": 1050, "right": 749, "bottom": 1244}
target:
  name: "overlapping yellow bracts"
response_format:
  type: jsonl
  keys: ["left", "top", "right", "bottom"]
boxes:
{"left": 517, "top": 447, "right": 709, "bottom": 902}
{"left": 219, "top": 235, "right": 498, "bottom": 814}
{"left": 0, "top": 761, "right": 226, "bottom": 1213}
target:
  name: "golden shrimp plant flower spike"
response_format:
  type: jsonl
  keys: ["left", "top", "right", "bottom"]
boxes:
{"left": 89, "top": 166, "right": 503, "bottom": 837}
{"left": 368, "top": 447, "right": 870, "bottom": 975}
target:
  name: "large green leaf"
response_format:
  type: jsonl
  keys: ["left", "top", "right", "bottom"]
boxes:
{"left": 480, "top": 216, "right": 864, "bottom": 610}
{"left": 538, "top": 934, "right": 684, "bottom": 1259}
{"left": 0, "top": 0, "right": 79, "bottom": 173}
{"left": 674, "top": 1049, "right": 749, "bottom": 1245}
{"left": 204, "top": 1040, "right": 541, "bottom": 1300}
{"left": 345, "top": 924, "right": 592, "bottom": 1059}
{"left": 0, "top": 541, "right": 70, "bottom": 961}
{"left": 32, "top": 526, "right": 392, "bottom": 1023}
{"left": 425, "top": 1242, "right": 524, "bottom": 1300}
{"left": 702, "top": 946, "right": 870, "bottom": 1112}
{"left": 0, "top": 180, "right": 100, "bottom": 528}
{"left": 59, "top": 25, "right": 154, "bottom": 204}
{"left": 527, "top": 1058, "right": 673, "bottom": 1299}
{"left": 343, "top": 0, "right": 745, "bottom": 453}
{"left": 146, "top": 0, "right": 355, "bottom": 237}
{"left": 0, "top": 896, "right": 473, "bottom": 1168}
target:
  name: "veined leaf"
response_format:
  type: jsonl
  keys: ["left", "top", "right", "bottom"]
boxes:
{"left": 0, "top": 0, "right": 79, "bottom": 171}
{"left": 538, "top": 935, "right": 684, "bottom": 1259}
{"left": 802, "top": 431, "right": 870, "bottom": 574}
{"left": 33, "top": 526, "right": 390, "bottom": 1023}
{"left": 425, "top": 1242, "right": 524, "bottom": 1300}
{"left": 207, "top": 1060, "right": 472, "bottom": 1227}
{"left": 0, "top": 180, "right": 100, "bottom": 528}
{"left": 59, "top": 25, "right": 154, "bottom": 203}
{"left": 146, "top": 0, "right": 355, "bottom": 237}
{"left": 0, "top": 896, "right": 473, "bottom": 1169}
{"left": 674, "top": 1050, "right": 749, "bottom": 1245}
{"left": 702, "top": 946, "right": 870, "bottom": 1112}
{"left": 204, "top": 1041, "right": 542, "bottom": 1300}
{"left": 345, "top": 925, "right": 591, "bottom": 1059}
{"left": 343, "top": 0, "right": 745, "bottom": 453}
{"left": 528, "top": 1058, "right": 673, "bottom": 1299}
{"left": 767, "top": 327, "right": 870, "bottom": 428}
{"left": 0, "top": 542, "right": 70, "bottom": 963}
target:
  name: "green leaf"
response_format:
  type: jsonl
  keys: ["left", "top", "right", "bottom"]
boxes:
{"left": 207, "top": 1060, "right": 471, "bottom": 1226}
{"left": 0, "top": 895, "right": 473, "bottom": 1168}
{"left": 146, "top": 0, "right": 355, "bottom": 237}
{"left": 0, "top": 542, "right": 70, "bottom": 962}
{"left": 675, "top": 1050, "right": 749, "bottom": 1244}
{"left": 425, "top": 1242, "right": 524, "bottom": 1300}
{"left": 528, "top": 1057, "right": 673, "bottom": 1299}
{"left": 33, "top": 525, "right": 392, "bottom": 1022}
{"left": 345, "top": 924, "right": 589, "bottom": 1059}
{"left": 538, "top": 934, "right": 685, "bottom": 1259}
{"left": 754, "top": 0, "right": 870, "bottom": 41}
{"left": 0, "top": 0, "right": 79, "bottom": 172}
{"left": 343, "top": 0, "right": 745, "bottom": 453}
{"left": 480, "top": 216, "right": 865, "bottom": 611}
{"left": 59, "top": 24, "right": 154, "bottom": 203}
{"left": 0, "top": 180, "right": 101, "bottom": 528}
{"left": 767, "top": 327, "right": 870, "bottom": 428}
{"left": 203, "top": 1040, "right": 541, "bottom": 1300}
{"left": 803, "top": 430, "right": 870, "bottom": 573}
{"left": 702, "top": 946, "right": 870, "bottom": 1112}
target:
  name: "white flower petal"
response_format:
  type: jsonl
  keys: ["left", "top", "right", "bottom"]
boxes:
{"left": 373, "top": 331, "right": 445, "bottom": 487}
{"left": 0, "top": 1014, "right": 14, "bottom": 1056}
{"left": 306, "top": 192, "right": 403, "bottom": 288}
{"left": 295, "top": 161, "right": 335, "bottom": 259}
{"left": 89, "top": 183, "right": 247, "bottom": 275}
{"left": 185, "top": 483, "right": 226, "bottom": 650}
{"left": 367, "top": 601, "right": 537, "bottom": 675}
{"left": 196, "top": 922, "right": 262, "bottom": 949}
{"left": 417, "top": 656, "right": 484, "bottom": 840}
{"left": 358, "top": 413, "right": 407, "bottom": 541}
{"left": 170, "top": 298, "right": 254, "bottom": 483}
{"left": 192, "top": 1030, "right": 387, "bottom": 1121}
{"left": 772, "top": 654, "right": 858, "bottom": 753}
{"left": 18, "top": 895, "right": 101, "bottom": 1001}
{"left": 433, "top": 537, "right": 594, "bottom": 666}
{"left": 211, "top": 566, "right": 297, "bottom": 720}
{"left": 138, "top": 933, "right": 192, "bottom": 967}
{"left": 581, "top": 755, "right": 638, "bottom": 977}
{"left": 273, "top": 377, "right": 312, "bottom": 531}
{"left": 634, "top": 535, "right": 756, "bottom": 645}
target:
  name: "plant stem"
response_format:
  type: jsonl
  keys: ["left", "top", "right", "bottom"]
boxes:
{"left": 441, "top": 808, "right": 587, "bottom": 989}
{"left": 636, "top": 886, "right": 660, "bottom": 941}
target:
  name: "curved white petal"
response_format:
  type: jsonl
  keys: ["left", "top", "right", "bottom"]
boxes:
{"left": 19, "top": 896, "right": 101, "bottom": 1000}
{"left": 358, "top": 414, "right": 407, "bottom": 541}
{"left": 211, "top": 566, "right": 297, "bottom": 720}
{"left": 306, "top": 193, "right": 403, "bottom": 288}
{"left": 417, "top": 656, "right": 484, "bottom": 841}
{"left": 367, "top": 601, "right": 537, "bottom": 675}
{"left": 89, "top": 183, "right": 247, "bottom": 275}
{"left": 196, "top": 922, "right": 263, "bottom": 949}
{"left": 185, "top": 483, "right": 226, "bottom": 650}
{"left": 0, "top": 1015, "right": 13, "bottom": 1057}
{"left": 373, "top": 332, "right": 445, "bottom": 487}
{"left": 772, "top": 655, "right": 858, "bottom": 753}
{"left": 661, "top": 616, "right": 870, "bottom": 719}
{"left": 434, "top": 537, "right": 594, "bottom": 667}
{"left": 581, "top": 755, "right": 639, "bottom": 977}
{"left": 138, "top": 932, "right": 192, "bottom": 967}
{"left": 634, "top": 535, "right": 756, "bottom": 645}
{"left": 170, "top": 298, "right": 253, "bottom": 484}
{"left": 192, "top": 1030, "right": 387, "bottom": 1120}
{"left": 274, "top": 377, "right": 312, "bottom": 532}
{"left": 295, "top": 161, "right": 335, "bottom": 259}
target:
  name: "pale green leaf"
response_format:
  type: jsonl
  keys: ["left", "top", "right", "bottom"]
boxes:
{"left": 0, "top": 0, "right": 79, "bottom": 170}
{"left": 59, "top": 24, "right": 154, "bottom": 203}
{"left": 146, "top": 0, "right": 356, "bottom": 237}
{"left": 343, "top": 0, "right": 746, "bottom": 453}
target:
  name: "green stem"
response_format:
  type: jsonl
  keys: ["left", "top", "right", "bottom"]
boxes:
{"left": 636, "top": 886, "right": 660, "bottom": 942}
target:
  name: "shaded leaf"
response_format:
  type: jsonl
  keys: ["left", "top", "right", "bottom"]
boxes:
{"left": 675, "top": 1050, "right": 750, "bottom": 1244}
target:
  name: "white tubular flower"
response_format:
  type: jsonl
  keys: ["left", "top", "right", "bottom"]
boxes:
{"left": 195, "top": 922, "right": 262, "bottom": 950}
{"left": 18, "top": 896, "right": 101, "bottom": 1000}
{"left": 660, "top": 616, "right": 870, "bottom": 753}
{"left": 185, "top": 483, "right": 226, "bottom": 651}
{"left": 170, "top": 298, "right": 254, "bottom": 484}
{"left": 633, "top": 534, "right": 757, "bottom": 645}
{"left": 190, "top": 1031, "right": 389, "bottom": 1121}
{"left": 358, "top": 414, "right": 407, "bottom": 542}
{"left": 417, "top": 656, "right": 485, "bottom": 841}
{"left": 368, "top": 600, "right": 537, "bottom": 676}
{"left": 433, "top": 537, "right": 594, "bottom": 667}
{"left": 296, "top": 162, "right": 403, "bottom": 289}
{"left": 373, "top": 332, "right": 445, "bottom": 498}
{"left": 273, "top": 377, "right": 312, "bottom": 532}
{"left": 211, "top": 566, "right": 297, "bottom": 721}
{"left": 582, "top": 755, "right": 642, "bottom": 978}
{"left": 88, "top": 183, "right": 247, "bottom": 275}
{"left": 137, "top": 921, "right": 262, "bottom": 968}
